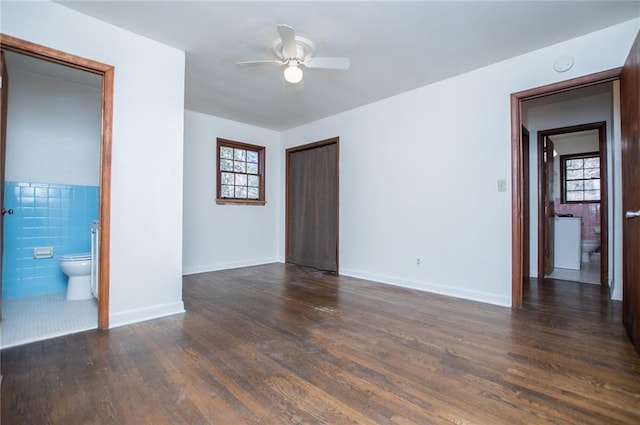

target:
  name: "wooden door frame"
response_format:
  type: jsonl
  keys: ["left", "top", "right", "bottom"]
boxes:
{"left": 285, "top": 137, "right": 340, "bottom": 272}
{"left": 0, "top": 34, "right": 112, "bottom": 329}
{"left": 511, "top": 68, "right": 621, "bottom": 308}
{"left": 536, "top": 122, "right": 608, "bottom": 285}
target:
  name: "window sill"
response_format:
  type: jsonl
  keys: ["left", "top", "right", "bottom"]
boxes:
{"left": 216, "top": 199, "right": 266, "bottom": 206}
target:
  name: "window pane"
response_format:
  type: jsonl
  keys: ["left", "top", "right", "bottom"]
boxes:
{"left": 584, "top": 179, "right": 600, "bottom": 190}
{"left": 584, "top": 168, "right": 600, "bottom": 178}
{"left": 248, "top": 187, "right": 259, "bottom": 199}
{"left": 221, "top": 172, "right": 234, "bottom": 185}
{"left": 566, "top": 159, "right": 583, "bottom": 169}
{"left": 235, "top": 174, "right": 247, "bottom": 186}
{"left": 220, "top": 147, "right": 234, "bottom": 159}
{"left": 247, "top": 151, "right": 258, "bottom": 163}
{"left": 235, "top": 186, "right": 247, "bottom": 198}
{"left": 234, "top": 149, "right": 246, "bottom": 161}
{"left": 585, "top": 190, "right": 600, "bottom": 201}
{"left": 567, "top": 169, "right": 583, "bottom": 180}
{"left": 584, "top": 157, "right": 600, "bottom": 168}
{"left": 234, "top": 161, "right": 246, "bottom": 173}
{"left": 248, "top": 175, "right": 260, "bottom": 187}
{"left": 246, "top": 162, "right": 258, "bottom": 174}
{"left": 221, "top": 185, "right": 234, "bottom": 198}
{"left": 566, "top": 181, "right": 584, "bottom": 191}
{"left": 566, "top": 191, "right": 583, "bottom": 201}
{"left": 220, "top": 159, "right": 233, "bottom": 171}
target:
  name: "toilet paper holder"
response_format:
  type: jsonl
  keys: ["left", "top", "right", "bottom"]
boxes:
{"left": 33, "top": 247, "right": 54, "bottom": 259}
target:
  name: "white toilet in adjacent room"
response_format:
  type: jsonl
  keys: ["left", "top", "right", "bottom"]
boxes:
{"left": 581, "top": 240, "right": 600, "bottom": 263}
{"left": 59, "top": 253, "right": 93, "bottom": 300}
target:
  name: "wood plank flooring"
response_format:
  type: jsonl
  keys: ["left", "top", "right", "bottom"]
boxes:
{"left": 2, "top": 263, "right": 639, "bottom": 424}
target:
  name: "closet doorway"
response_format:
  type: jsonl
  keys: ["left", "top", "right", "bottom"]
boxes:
{"left": 286, "top": 138, "right": 339, "bottom": 273}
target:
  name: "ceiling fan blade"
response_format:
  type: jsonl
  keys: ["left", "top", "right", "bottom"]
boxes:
{"left": 277, "top": 24, "right": 297, "bottom": 58}
{"left": 304, "top": 57, "right": 351, "bottom": 70}
{"left": 236, "top": 60, "right": 284, "bottom": 67}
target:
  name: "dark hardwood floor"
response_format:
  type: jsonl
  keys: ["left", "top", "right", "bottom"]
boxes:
{"left": 2, "top": 264, "right": 639, "bottom": 424}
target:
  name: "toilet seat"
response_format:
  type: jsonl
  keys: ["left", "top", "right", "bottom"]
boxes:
{"left": 60, "top": 253, "right": 91, "bottom": 262}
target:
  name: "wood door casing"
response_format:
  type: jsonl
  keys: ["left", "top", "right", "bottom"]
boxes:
{"left": 620, "top": 30, "right": 640, "bottom": 353}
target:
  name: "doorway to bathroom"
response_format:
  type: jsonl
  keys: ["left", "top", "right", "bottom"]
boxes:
{"left": 518, "top": 83, "right": 614, "bottom": 292}
{"left": 512, "top": 32, "right": 640, "bottom": 353}
{"left": 537, "top": 122, "right": 608, "bottom": 287}
{"left": 0, "top": 35, "right": 113, "bottom": 348}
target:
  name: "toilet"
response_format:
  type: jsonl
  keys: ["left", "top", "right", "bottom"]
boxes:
{"left": 581, "top": 240, "right": 600, "bottom": 263}
{"left": 59, "top": 253, "right": 93, "bottom": 300}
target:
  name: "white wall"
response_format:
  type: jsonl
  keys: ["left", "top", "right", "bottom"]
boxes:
{"left": 611, "top": 81, "right": 623, "bottom": 300}
{"left": 5, "top": 68, "right": 101, "bottom": 186}
{"left": 182, "top": 111, "right": 280, "bottom": 274}
{"left": 1, "top": 1, "right": 186, "bottom": 327}
{"left": 280, "top": 19, "right": 639, "bottom": 307}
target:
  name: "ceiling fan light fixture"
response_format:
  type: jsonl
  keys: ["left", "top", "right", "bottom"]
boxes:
{"left": 284, "top": 64, "right": 303, "bottom": 84}
{"left": 237, "top": 24, "right": 349, "bottom": 86}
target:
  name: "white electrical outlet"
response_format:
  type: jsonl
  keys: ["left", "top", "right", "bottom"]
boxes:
{"left": 416, "top": 257, "right": 422, "bottom": 266}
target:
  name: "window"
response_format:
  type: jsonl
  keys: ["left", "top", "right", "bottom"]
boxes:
{"left": 216, "top": 138, "right": 265, "bottom": 205}
{"left": 560, "top": 152, "right": 600, "bottom": 203}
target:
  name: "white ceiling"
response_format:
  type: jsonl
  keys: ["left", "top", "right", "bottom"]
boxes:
{"left": 550, "top": 129, "right": 600, "bottom": 156}
{"left": 4, "top": 50, "right": 103, "bottom": 88}
{"left": 42, "top": 1, "right": 640, "bottom": 130}
{"left": 550, "top": 129, "right": 599, "bottom": 144}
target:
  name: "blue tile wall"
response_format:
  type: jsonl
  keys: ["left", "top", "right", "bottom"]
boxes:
{"left": 2, "top": 182, "right": 99, "bottom": 299}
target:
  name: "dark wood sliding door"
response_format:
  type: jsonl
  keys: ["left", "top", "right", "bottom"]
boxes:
{"left": 286, "top": 138, "right": 339, "bottom": 272}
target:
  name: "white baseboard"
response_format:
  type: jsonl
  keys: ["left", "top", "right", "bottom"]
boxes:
{"left": 182, "top": 257, "right": 278, "bottom": 276}
{"left": 184, "top": 261, "right": 511, "bottom": 307}
{"left": 109, "top": 301, "right": 185, "bottom": 329}
{"left": 340, "top": 268, "right": 512, "bottom": 307}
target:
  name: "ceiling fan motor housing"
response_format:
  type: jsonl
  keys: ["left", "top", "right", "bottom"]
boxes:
{"left": 273, "top": 36, "right": 315, "bottom": 63}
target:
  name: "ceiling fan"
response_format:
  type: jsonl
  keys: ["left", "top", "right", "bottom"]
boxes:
{"left": 236, "top": 24, "right": 350, "bottom": 84}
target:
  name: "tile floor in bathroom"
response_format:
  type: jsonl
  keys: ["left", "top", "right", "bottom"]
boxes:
{"left": 0, "top": 292, "right": 97, "bottom": 349}
{"left": 547, "top": 259, "right": 601, "bottom": 285}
